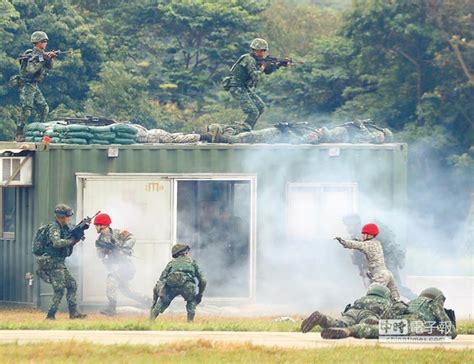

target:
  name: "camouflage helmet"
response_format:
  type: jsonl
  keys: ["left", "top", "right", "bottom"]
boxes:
{"left": 367, "top": 284, "right": 391, "bottom": 299}
{"left": 172, "top": 243, "right": 190, "bottom": 258}
{"left": 54, "top": 204, "right": 74, "bottom": 217}
{"left": 420, "top": 287, "right": 445, "bottom": 301}
{"left": 31, "top": 31, "right": 49, "bottom": 44}
{"left": 250, "top": 38, "right": 268, "bottom": 51}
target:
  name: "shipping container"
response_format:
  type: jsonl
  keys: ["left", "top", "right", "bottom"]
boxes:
{"left": 0, "top": 142, "right": 407, "bottom": 310}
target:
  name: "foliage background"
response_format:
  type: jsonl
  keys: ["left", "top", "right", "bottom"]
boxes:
{"left": 0, "top": 0, "right": 472, "bottom": 227}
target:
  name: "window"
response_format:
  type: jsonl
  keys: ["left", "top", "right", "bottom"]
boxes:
{"left": 287, "top": 183, "right": 358, "bottom": 240}
{"left": 0, "top": 188, "right": 16, "bottom": 239}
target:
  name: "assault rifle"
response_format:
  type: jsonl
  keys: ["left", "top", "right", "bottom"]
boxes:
{"left": 96, "top": 238, "right": 136, "bottom": 258}
{"left": 18, "top": 49, "right": 75, "bottom": 63}
{"left": 69, "top": 211, "right": 101, "bottom": 242}
{"left": 274, "top": 121, "right": 312, "bottom": 132}
{"left": 260, "top": 56, "right": 304, "bottom": 67}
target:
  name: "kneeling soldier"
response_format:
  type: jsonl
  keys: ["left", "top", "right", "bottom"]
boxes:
{"left": 150, "top": 243, "right": 207, "bottom": 322}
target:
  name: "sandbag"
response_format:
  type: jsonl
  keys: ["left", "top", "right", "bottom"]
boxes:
{"left": 25, "top": 130, "right": 43, "bottom": 137}
{"left": 131, "top": 124, "right": 148, "bottom": 143}
{"left": 43, "top": 130, "right": 60, "bottom": 138}
{"left": 67, "top": 124, "right": 89, "bottom": 132}
{"left": 112, "top": 138, "right": 135, "bottom": 145}
{"left": 89, "top": 139, "right": 110, "bottom": 145}
{"left": 62, "top": 138, "right": 88, "bottom": 145}
{"left": 25, "top": 136, "right": 36, "bottom": 142}
{"left": 89, "top": 132, "right": 116, "bottom": 141}
{"left": 50, "top": 137, "right": 61, "bottom": 144}
{"left": 89, "top": 125, "right": 113, "bottom": 134}
{"left": 54, "top": 125, "right": 69, "bottom": 133}
{"left": 116, "top": 132, "right": 137, "bottom": 140}
{"left": 66, "top": 132, "right": 94, "bottom": 140}
{"left": 26, "top": 122, "right": 48, "bottom": 132}
{"left": 111, "top": 123, "right": 138, "bottom": 135}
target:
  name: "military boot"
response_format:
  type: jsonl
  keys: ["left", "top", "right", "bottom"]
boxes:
{"left": 69, "top": 305, "right": 87, "bottom": 319}
{"left": 187, "top": 312, "right": 195, "bottom": 322}
{"left": 45, "top": 311, "right": 56, "bottom": 320}
{"left": 15, "top": 126, "right": 25, "bottom": 142}
{"left": 321, "top": 327, "right": 352, "bottom": 340}
{"left": 301, "top": 311, "right": 330, "bottom": 333}
{"left": 100, "top": 299, "right": 117, "bottom": 316}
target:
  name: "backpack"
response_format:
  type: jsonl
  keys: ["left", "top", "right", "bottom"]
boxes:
{"left": 166, "top": 271, "right": 190, "bottom": 287}
{"left": 32, "top": 224, "right": 51, "bottom": 256}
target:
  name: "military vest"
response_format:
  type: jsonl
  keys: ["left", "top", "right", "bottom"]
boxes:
{"left": 166, "top": 256, "right": 196, "bottom": 287}
{"left": 229, "top": 53, "right": 258, "bottom": 88}
{"left": 351, "top": 295, "right": 389, "bottom": 316}
{"left": 407, "top": 297, "right": 437, "bottom": 321}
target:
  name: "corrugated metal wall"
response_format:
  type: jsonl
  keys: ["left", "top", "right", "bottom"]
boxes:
{"left": 0, "top": 143, "right": 408, "bottom": 307}
{"left": 0, "top": 187, "right": 35, "bottom": 306}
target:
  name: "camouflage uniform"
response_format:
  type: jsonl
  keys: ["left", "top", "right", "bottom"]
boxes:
{"left": 150, "top": 245, "right": 207, "bottom": 322}
{"left": 146, "top": 129, "right": 201, "bottom": 143}
{"left": 303, "top": 120, "right": 393, "bottom": 144}
{"left": 96, "top": 228, "right": 150, "bottom": 313}
{"left": 301, "top": 285, "right": 391, "bottom": 334}
{"left": 338, "top": 238, "right": 400, "bottom": 301}
{"left": 206, "top": 123, "right": 309, "bottom": 144}
{"left": 227, "top": 45, "right": 279, "bottom": 130}
{"left": 18, "top": 47, "right": 52, "bottom": 128}
{"left": 336, "top": 289, "right": 457, "bottom": 339}
{"left": 35, "top": 221, "right": 79, "bottom": 317}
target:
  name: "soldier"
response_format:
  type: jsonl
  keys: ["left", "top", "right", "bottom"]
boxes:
{"left": 150, "top": 243, "right": 207, "bottom": 322}
{"left": 33, "top": 204, "right": 86, "bottom": 320}
{"left": 301, "top": 284, "right": 391, "bottom": 334}
{"left": 342, "top": 214, "right": 415, "bottom": 299}
{"left": 304, "top": 120, "right": 393, "bottom": 144}
{"left": 335, "top": 223, "right": 400, "bottom": 301}
{"left": 323, "top": 287, "right": 457, "bottom": 339}
{"left": 15, "top": 31, "right": 56, "bottom": 142}
{"left": 223, "top": 38, "right": 282, "bottom": 131}
{"left": 93, "top": 213, "right": 151, "bottom": 316}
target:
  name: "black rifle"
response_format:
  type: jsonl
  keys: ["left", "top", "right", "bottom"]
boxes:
{"left": 274, "top": 122, "right": 312, "bottom": 132}
{"left": 261, "top": 56, "right": 304, "bottom": 67}
{"left": 69, "top": 211, "right": 101, "bottom": 242}
{"left": 96, "top": 239, "right": 136, "bottom": 257}
{"left": 18, "top": 49, "right": 75, "bottom": 64}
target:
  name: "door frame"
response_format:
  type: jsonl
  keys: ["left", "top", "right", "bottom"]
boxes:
{"left": 76, "top": 173, "right": 258, "bottom": 303}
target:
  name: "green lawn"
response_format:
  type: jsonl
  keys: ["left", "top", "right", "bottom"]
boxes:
{"left": 1, "top": 341, "right": 472, "bottom": 364}
{"left": 0, "top": 308, "right": 472, "bottom": 334}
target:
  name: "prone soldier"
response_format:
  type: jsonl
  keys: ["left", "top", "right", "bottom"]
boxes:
{"left": 322, "top": 287, "right": 457, "bottom": 339}
{"left": 301, "top": 284, "right": 392, "bottom": 334}
{"left": 150, "top": 243, "right": 207, "bottom": 322}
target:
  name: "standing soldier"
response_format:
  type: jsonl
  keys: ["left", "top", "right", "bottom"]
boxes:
{"left": 342, "top": 214, "right": 415, "bottom": 299}
{"left": 15, "top": 31, "right": 56, "bottom": 142}
{"left": 33, "top": 204, "right": 86, "bottom": 320}
{"left": 335, "top": 223, "right": 400, "bottom": 301}
{"left": 93, "top": 213, "right": 151, "bottom": 316}
{"left": 150, "top": 243, "right": 207, "bottom": 322}
{"left": 222, "top": 38, "right": 282, "bottom": 132}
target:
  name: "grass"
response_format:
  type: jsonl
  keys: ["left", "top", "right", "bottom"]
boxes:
{"left": 0, "top": 308, "right": 302, "bottom": 332}
{"left": 0, "top": 341, "right": 472, "bottom": 364}
{"left": 0, "top": 308, "right": 472, "bottom": 334}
